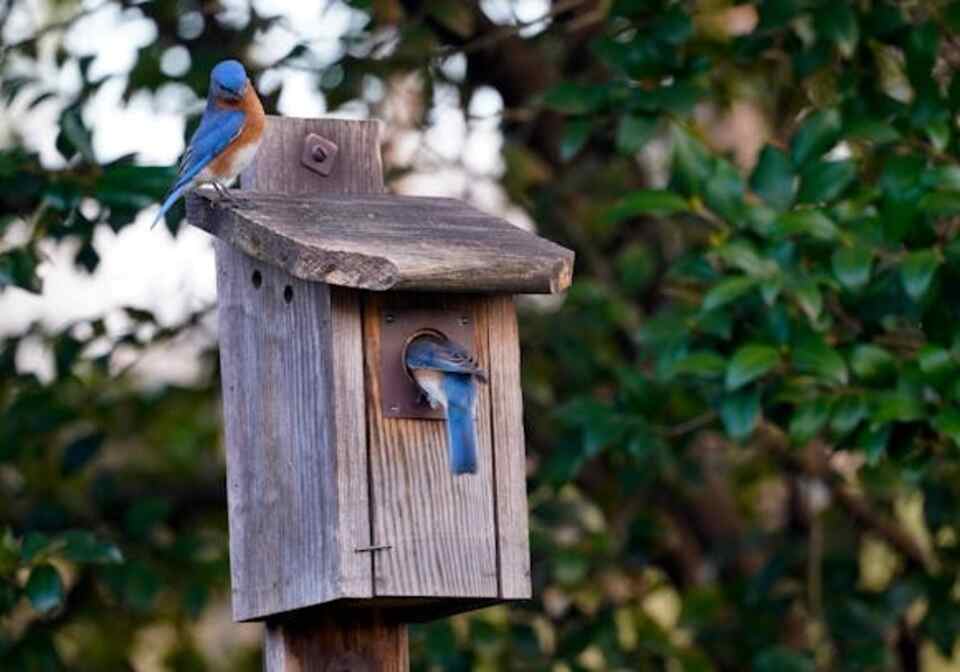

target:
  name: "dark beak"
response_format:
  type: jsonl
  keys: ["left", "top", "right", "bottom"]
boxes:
{"left": 219, "top": 85, "right": 242, "bottom": 100}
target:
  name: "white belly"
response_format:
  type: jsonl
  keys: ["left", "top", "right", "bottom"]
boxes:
{"left": 225, "top": 140, "right": 262, "bottom": 182}
{"left": 196, "top": 138, "right": 263, "bottom": 186}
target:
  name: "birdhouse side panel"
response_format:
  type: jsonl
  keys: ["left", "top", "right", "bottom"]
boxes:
{"left": 216, "top": 242, "right": 366, "bottom": 620}
{"left": 484, "top": 296, "right": 532, "bottom": 599}
{"left": 329, "top": 286, "right": 374, "bottom": 598}
{"left": 362, "top": 292, "right": 499, "bottom": 599}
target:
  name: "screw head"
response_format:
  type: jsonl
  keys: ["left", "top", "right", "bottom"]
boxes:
{"left": 459, "top": 316, "right": 470, "bottom": 326}
{"left": 311, "top": 144, "right": 327, "bottom": 162}
{"left": 389, "top": 404, "right": 400, "bottom": 413}
{"left": 385, "top": 314, "right": 395, "bottom": 323}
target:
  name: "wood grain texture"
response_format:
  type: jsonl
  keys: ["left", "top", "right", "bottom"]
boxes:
{"left": 242, "top": 115, "right": 384, "bottom": 194}
{"left": 363, "top": 293, "right": 500, "bottom": 598}
{"left": 186, "top": 190, "right": 574, "bottom": 294}
{"left": 265, "top": 608, "right": 408, "bottom": 672}
{"left": 331, "top": 286, "right": 372, "bottom": 598}
{"left": 216, "top": 241, "right": 342, "bottom": 621}
{"left": 485, "top": 296, "right": 532, "bottom": 598}
{"left": 215, "top": 117, "right": 381, "bottom": 622}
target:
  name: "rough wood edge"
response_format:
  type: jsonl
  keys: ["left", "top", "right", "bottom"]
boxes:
{"left": 187, "top": 194, "right": 401, "bottom": 291}
{"left": 185, "top": 191, "right": 575, "bottom": 294}
{"left": 331, "top": 286, "right": 374, "bottom": 598}
{"left": 487, "top": 296, "right": 533, "bottom": 599}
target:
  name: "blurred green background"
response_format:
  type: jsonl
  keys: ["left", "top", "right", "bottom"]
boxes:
{"left": 5, "top": 0, "right": 960, "bottom": 669}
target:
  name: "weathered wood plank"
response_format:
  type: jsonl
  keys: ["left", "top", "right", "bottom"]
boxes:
{"left": 485, "top": 296, "right": 532, "bottom": 598}
{"left": 331, "top": 286, "right": 373, "bottom": 598}
{"left": 363, "top": 293, "right": 500, "bottom": 598}
{"left": 242, "top": 116, "right": 384, "bottom": 194}
{"left": 265, "top": 608, "right": 408, "bottom": 672}
{"left": 217, "top": 240, "right": 341, "bottom": 620}
{"left": 186, "top": 190, "right": 574, "bottom": 294}
{"left": 215, "top": 116, "right": 381, "bottom": 623}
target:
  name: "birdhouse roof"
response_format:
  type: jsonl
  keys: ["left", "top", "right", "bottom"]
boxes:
{"left": 186, "top": 191, "right": 574, "bottom": 294}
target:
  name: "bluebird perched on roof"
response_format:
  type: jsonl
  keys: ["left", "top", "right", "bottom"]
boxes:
{"left": 405, "top": 333, "right": 488, "bottom": 476}
{"left": 152, "top": 59, "right": 265, "bottom": 228}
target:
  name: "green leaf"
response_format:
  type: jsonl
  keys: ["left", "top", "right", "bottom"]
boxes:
{"left": 793, "top": 340, "right": 848, "bottom": 385}
{"left": 672, "top": 351, "right": 726, "bottom": 378}
{"left": 704, "top": 158, "right": 745, "bottom": 219}
{"left": 919, "top": 345, "right": 954, "bottom": 376}
{"left": 543, "top": 82, "right": 602, "bottom": 114}
{"left": 715, "top": 240, "right": 776, "bottom": 276}
{"left": 671, "top": 124, "right": 712, "bottom": 193}
{"left": 560, "top": 118, "right": 592, "bottom": 161}
{"left": 851, "top": 345, "right": 896, "bottom": 380}
{"left": 754, "top": 646, "right": 815, "bottom": 672}
{"left": 750, "top": 145, "right": 796, "bottom": 211}
{"left": 796, "top": 159, "right": 856, "bottom": 204}
{"left": 720, "top": 388, "right": 761, "bottom": 441}
{"left": 702, "top": 276, "right": 756, "bottom": 311}
{"left": 26, "top": 564, "right": 63, "bottom": 614}
{"left": 792, "top": 279, "right": 823, "bottom": 322}
{"left": 920, "top": 190, "right": 960, "bottom": 216}
{"left": 934, "top": 409, "right": 960, "bottom": 446}
{"left": 831, "top": 394, "right": 868, "bottom": 434}
{"left": 61, "top": 531, "right": 123, "bottom": 564}
{"left": 616, "top": 114, "right": 657, "bottom": 154}
{"left": 604, "top": 189, "right": 690, "bottom": 222}
{"left": 0, "top": 247, "right": 41, "bottom": 294}
{"left": 817, "top": 3, "right": 859, "bottom": 57}
{"left": 873, "top": 390, "right": 924, "bottom": 423}
{"left": 901, "top": 249, "right": 940, "bottom": 299}
{"left": 789, "top": 398, "right": 831, "bottom": 442}
{"left": 57, "top": 107, "right": 96, "bottom": 164}
{"left": 20, "top": 532, "right": 52, "bottom": 563}
{"left": 790, "top": 108, "right": 842, "bottom": 167}
{"left": 831, "top": 246, "right": 873, "bottom": 291}
{"left": 775, "top": 210, "right": 838, "bottom": 240}
{"left": 726, "top": 344, "right": 780, "bottom": 390}
{"left": 858, "top": 425, "right": 890, "bottom": 465}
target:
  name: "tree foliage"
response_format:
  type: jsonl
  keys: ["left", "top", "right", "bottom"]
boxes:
{"left": 4, "top": 0, "right": 960, "bottom": 670}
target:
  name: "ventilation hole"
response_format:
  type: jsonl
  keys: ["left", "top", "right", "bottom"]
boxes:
{"left": 283, "top": 285, "right": 294, "bottom": 303}
{"left": 251, "top": 270, "right": 262, "bottom": 289}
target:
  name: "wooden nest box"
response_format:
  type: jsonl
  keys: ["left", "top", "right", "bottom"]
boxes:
{"left": 187, "top": 117, "right": 573, "bottom": 624}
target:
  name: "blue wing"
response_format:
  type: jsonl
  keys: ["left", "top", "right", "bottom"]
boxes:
{"left": 405, "top": 338, "right": 486, "bottom": 380}
{"left": 152, "top": 105, "right": 245, "bottom": 227}
{"left": 442, "top": 373, "right": 478, "bottom": 475}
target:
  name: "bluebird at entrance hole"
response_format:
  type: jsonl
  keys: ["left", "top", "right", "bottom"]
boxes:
{"left": 405, "top": 333, "right": 488, "bottom": 476}
{"left": 152, "top": 59, "right": 265, "bottom": 228}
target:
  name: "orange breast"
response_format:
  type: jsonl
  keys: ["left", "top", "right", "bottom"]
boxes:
{"left": 209, "top": 80, "right": 266, "bottom": 178}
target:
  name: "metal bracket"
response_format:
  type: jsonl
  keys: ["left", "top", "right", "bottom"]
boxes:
{"left": 301, "top": 133, "right": 339, "bottom": 176}
{"left": 379, "top": 304, "right": 475, "bottom": 420}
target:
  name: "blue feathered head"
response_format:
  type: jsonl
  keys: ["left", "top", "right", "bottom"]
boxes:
{"left": 210, "top": 60, "right": 247, "bottom": 100}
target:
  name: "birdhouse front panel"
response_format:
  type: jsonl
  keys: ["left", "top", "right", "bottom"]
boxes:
{"left": 362, "top": 292, "right": 500, "bottom": 599}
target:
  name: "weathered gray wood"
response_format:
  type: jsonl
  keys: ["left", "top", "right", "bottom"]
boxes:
{"left": 186, "top": 190, "right": 574, "bottom": 294}
{"left": 215, "top": 117, "right": 381, "bottom": 622}
{"left": 242, "top": 115, "right": 384, "bottom": 194}
{"left": 331, "top": 285, "right": 373, "bottom": 598}
{"left": 485, "top": 296, "right": 532, "bottom": 598}
{"left": 265, "top": 608, "right": 408, "bottom": 672}
{"left": 363, "top": 293, "right": 500, "bottom": 598}
{"left": 217, "top": 241, "right": 344, "bottom": 620}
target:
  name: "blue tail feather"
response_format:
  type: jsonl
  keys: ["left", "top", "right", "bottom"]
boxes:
{"left": 443, "top": 373, "right": 478, "bottom": 475}
{"left": 151, "top": 182, "right": 192, "bottom": 229}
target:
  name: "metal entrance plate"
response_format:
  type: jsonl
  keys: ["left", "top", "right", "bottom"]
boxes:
{"left": 378, "top": 301, "right": 475, "bottom": 420}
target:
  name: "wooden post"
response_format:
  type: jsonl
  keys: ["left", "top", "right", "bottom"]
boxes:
{"left": 228, "top": 116, "right": 407, "bottom": 670}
